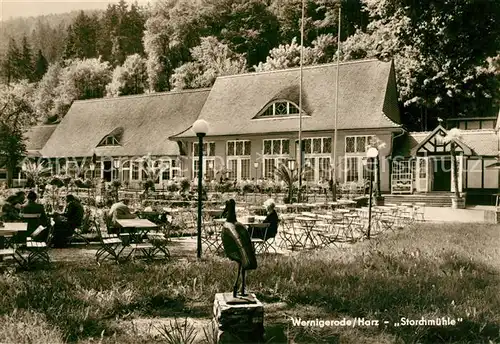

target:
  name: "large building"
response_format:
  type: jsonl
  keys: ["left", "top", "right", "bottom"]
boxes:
{"left": 2, "top": 58, "right": 499, "bottom": 204}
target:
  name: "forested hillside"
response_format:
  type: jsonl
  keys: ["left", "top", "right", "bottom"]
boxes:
{"left": 1, "top": 0, "right": 499, "bottom": 132}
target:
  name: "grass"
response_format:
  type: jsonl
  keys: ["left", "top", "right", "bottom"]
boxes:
{"left": 1, "top": 222, "right": 499, "bottom": 343}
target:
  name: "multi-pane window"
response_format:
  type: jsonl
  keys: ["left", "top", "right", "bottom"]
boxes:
{"left": 132, "top": 161, "right": 140, "bottom": 180}
{"left": 227, "top": 140, "right": 251, "bottom": 181}
{"left": 300, "top": 137, "right": 332, "bottom": 154}
{"left": 345, "top": 157, "right": 359, "bottom": 182}
{"left": 227, "top": 141, "right": 251, "bottom": 156}
{"left": 192, "top": 142, "right": 216, "bottom": 156}
{"left": 193, "top": 159, "right": 215, "bottom": 180}
{"left": 261, "top": 101, "right": 300, "bottom": 117}
{"left": 99, "top": 136, "right": 120, "bottom": 146}
{"left": 345, "top": 136, "right": 372, "bottom": 153}
{"left": 122, "top": 161, "right": 130, "bottom": 181}
{"left": 263, "top": 139, "right": 290, "bottom": 155}
{"left": 263, "top": 139, "right": 290, "bottom": 179}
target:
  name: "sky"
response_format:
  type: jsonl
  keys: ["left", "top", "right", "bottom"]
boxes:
{"left": 0, "top": 0, "right": 152, "bottom": 21}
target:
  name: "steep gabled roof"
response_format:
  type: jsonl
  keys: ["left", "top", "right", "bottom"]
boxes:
{"left": 41, "top": 89, "right": 210, "bottom": 158}
{"left": 172, "top": 59, "right": 401, "bottom": 138}
{"left": 24, "top": 125, "right": 57, "bottom": 157}
{"left": 394, "top": 128, "right": 498, "bottom": 157}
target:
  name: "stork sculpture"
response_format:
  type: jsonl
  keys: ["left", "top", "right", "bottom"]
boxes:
{"left": 221, "top": 199, "right": 257, "bottom": 304}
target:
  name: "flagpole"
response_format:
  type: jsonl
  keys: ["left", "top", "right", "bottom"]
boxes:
{"left": 332, "top": 3, "right": 341, "bottom": 200}
{"left": 298, "top": 0, "right": 305, "bottom": 202}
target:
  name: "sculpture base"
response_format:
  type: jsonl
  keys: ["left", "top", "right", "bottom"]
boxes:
{"left": 214, "top": 293, "right": 264, "bottom": 343}
{"left": 223, "top": 292, "right": 257, "bottom": 305}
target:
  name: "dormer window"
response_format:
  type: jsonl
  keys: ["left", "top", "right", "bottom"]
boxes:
{"left": 99, "top": 135, "right": 120, "bottom": 146}
{"left": 260, "top": 101, "right": 301, "bottom": 117}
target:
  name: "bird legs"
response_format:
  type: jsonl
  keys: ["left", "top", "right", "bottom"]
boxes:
{"left": 241, "top": 268, "right": 247, "bottom": 296}
{"left": 227, "top": 263, "right": 256, "bottom": 304}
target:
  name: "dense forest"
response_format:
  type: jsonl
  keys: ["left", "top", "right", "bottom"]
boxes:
{"left": 1, "top": 0, "right": 500, "bottom": 132}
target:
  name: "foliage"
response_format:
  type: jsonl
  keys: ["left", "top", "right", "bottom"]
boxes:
{"left": 63, "top": 11, "right": 100, "bottom": 60}
{"left": 0, "top": 82, "right": 35, "bottom": 187}
{"left": 33, "top": 50, "right": 49, "bottom": 82}
{"left": 342, "top": 0, "right": 500, "bottom": 129}
{"left": 143, "top": 0, "right": 201, "bottom": 92}
{"left": 198, "top": 0, "right": 281, "bottom": 68}
{"left": 171, "top": 36, "right": 247, "bottom": 90}
{"left": 33, "top": 63, "right": 63, "bottom": 123}
{"left": 106, "top": 54, "right": 148, "bottom": 97}
{"left": 156, "top": 318, "right": 197, "bottom": 344}
{"left": 52, "top": 58, "right": 112, "bottom": 119}
{"left": 22, "top": 160, "right": 51, "bottom": 188}
{"left": 254, "top": 34, "right": 337, "bottom": 72}
{"left": 275, "top": 164, "right": 298, "bottom": 203}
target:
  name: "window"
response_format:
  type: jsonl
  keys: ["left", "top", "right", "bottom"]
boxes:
{"left": 122, "top": 161, "right": 130, "bottom": 182}
{"left": 98, "top": 135, "right": 120, "bottom": 146}
{"left": 263, "top": 139, "right": 290, "bottom": 155}
{"left": 262, "top": 139, "right": 290, "bottom": 179}
{"left": 227, "top": 140, "right": 251, "bottom": 181}
{"left": 260, "top": 101, "right": 301, "bottom": 117}
{"left": 193, "top": 159, "right": 215, "bottom": 180}
{"left": 299, "top": 137, "right": 332, "bottom": 154}
{"left": 227, "top": 140, "right": 251, "bottom": 156}
{"left": 345, "top": 136, "right": 372, "bottom": 153}
{"left": 345, "top": 157, "right": 359, "bottom": 182}
{"left": 192, "top": 142, "right": 215, "bottom": 156}
{"left": 132, "top": 161, "right": 139, "bottom": 180}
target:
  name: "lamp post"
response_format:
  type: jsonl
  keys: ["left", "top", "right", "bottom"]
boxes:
{"left": 253, "top": 161, "right": 259, "bottom": 179}
{"left": 287, "top": 159, "right": 296, "bottom": 204}
{"left": 366, "top": 147, "right": 379, "bottom": 239}
{"left": 113, "top": 159, "right": 120, "bottom": 180}
{"left": 193, "top": 119, "right": 209, "bottom": 259}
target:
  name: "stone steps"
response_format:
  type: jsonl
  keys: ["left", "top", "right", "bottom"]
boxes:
{"left": 383, "top": 193, "right": 454, "bottom": 207}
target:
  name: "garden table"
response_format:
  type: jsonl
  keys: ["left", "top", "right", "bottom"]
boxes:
{"left": 295, "top": 216, "right": 321, "bottom": 249}
{"left": 116, "top": 219, "right": 158, "bottom": 243}
{"left": 0, "top": 222, "right": 28, "bottom": 266}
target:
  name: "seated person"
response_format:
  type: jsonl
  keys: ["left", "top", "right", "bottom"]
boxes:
{"left": 107, "top": 199, "right": 136, "bottom": 233}
{"left": 1, "top": 191, "right": 26, "bottom": 222}
{"left": 52, "top": 194, "right": 84, "bottom": 248}
{"left": 20, "top": 191, "right": 50, "bottom": 242}
{"left": 250, "top": 199, "right": 279, "bottom": 240}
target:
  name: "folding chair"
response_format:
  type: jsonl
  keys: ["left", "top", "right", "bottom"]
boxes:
{"left": 201, "top": 219, "right": 224, "bottom": 254}
{"left": 146, "top": 233, "right": 170, "bottom": 259}
{"left": 249, "top": 223, "right": 271, "bottom": 254}
{"left": 22, "top": 224, "right": 54, "bottom": 268}
{"left": 94, "top": 218, "right": 126, "bottom": 264}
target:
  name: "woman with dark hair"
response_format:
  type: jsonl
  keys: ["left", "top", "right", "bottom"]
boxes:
{"left": 21, "top": 191, "right": 49, "bottom": 240}
{"left": 52, "top": 194, "right": 84, "bottom": 247}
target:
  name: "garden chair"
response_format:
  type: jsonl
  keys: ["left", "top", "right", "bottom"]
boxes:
{"left": 279, "top": 218, "right": 305, "bottom": 251}
{"left": 94, "top": 217, "right": 126, "bottom": 264}
{"left": 68, "top": 208, "right": 93, "bottom": 246}
{"left": 249, "top": 222, "right": 273, "bottom": 254}
{"left": 23, "top": 224, "right": 54, "bottom": 267}
{"left": 201, "top": 219, "right": 224, "bottom": 254}
{"left": 146, "top": 232, "right": 170, "bottom": 259}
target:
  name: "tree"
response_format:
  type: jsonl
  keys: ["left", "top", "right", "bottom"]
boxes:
{"left": 170, "top": 36, "right": 247, "bottom": 90}
{"left": 199, "top": 0, "right": 281, "bottom": 68}
{"left": 33, "top": 62, "right": 63, "bottom": 123}
{"left": 0, "top": 82, "right": 36, "bottom": 187}
{"left": 19, "top": 35, "right": 34, "bottom": 82}
{"left": 52, "top": 58, "right": 112, "bottom": 119}
{"left": 64, "top": 11, "right": 100, "bottom": 59}
{"left": 143, "top": 0, "right": 203, "bottom": 92}
{"left": 106, "top": 54, "right": 148, "bottom": 96}
{"left": 254, "top": 34, "right": 336, "bottom": 71}
{"left": 2, "top": 38, "right": 22, "bottom": 85}
{"left": 342, "top": 0, "right": 500, "bottom": 130}
{"left": 33, "top": 49, "right": 48, "bottom": 81}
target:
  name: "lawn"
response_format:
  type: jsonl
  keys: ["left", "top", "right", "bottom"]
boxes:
{"left": 0, "top": 222, "right": 499, "bottom": 344}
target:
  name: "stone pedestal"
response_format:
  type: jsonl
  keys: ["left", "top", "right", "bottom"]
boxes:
{"left": 213, "top": 293, "right": 264, "bottom": 344}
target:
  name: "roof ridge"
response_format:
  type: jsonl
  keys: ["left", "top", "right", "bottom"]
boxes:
{"left": 217, "top": 58, "right": 388, "bottom": 80}
{"left": 73, "top": 88, "right": 212, "bottom": 104}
